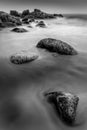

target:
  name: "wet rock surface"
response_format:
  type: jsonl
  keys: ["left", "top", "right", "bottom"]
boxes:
{"left": 44, "top": 91, "right": 79, "bottom": 125}
{"left": 37, "top": 38, "right": 78, "bottom": 55}
{"left": 10, "top": 52, "right": 39, "bottom": 64}
{"left": 11, "top": 27, "right": 28, "bottom": 33}
{"left": 36, "top": 21, "right": 46, "bottom": 28}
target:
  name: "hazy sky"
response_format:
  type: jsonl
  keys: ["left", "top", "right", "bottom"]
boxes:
{"left": 0, "top": 0, "right": 87, "bottom": 13}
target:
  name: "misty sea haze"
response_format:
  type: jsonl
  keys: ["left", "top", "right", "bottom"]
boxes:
{"left": 0, "top": 15, "right": 87, "bottom": 130}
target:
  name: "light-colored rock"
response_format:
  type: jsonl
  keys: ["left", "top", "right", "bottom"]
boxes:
{"left": 10, "top": 52, "right": 39, "bottom": 64}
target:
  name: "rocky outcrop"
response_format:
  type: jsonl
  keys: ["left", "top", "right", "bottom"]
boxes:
{"left": 45, "top": 91, "right": 79, "bottom": 125}
{"left": 30, "top": 9, "right": 56, "bottom": 19}
{"left": 10, "top": 10, "right": 21, "bottom": 17}
{"left": 36, "top": 21, "right": 46, "bottom": 28}
{"left": 36, "top": 38, "right": 78, "bottom": 55}
{"left": 10, "top": 52, "right": 39, "bottom": 64}
{"left": 21, "top": 9, "right": 60, "bottom": 20}
{"left": 11, "top": 27, "right": 28, "bottom": 33}
{"left": 0, "top": 12, "right": 22, "bottom": 27}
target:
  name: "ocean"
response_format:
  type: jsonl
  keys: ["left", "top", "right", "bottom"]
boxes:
{"left": 0, "top": 15, "right": 87, "bottom": 130}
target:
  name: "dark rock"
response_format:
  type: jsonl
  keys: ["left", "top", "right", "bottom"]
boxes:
{"left": 29, "top": 18, "right": 35, "bottom": 23}
{"left": 11, "top": 27, "right": 28, "bottom": 33}
{"left": 20, "top": 9, "right": 63, "bottom": 20}
{"left": 37, "top": 38, "right": 78, "bottom": 55}
{"left": 54, "top": 14, "right": 63, "bottom": 17}
{"left": 36, "top": 21, "right": 46, "bottom": 28}
{"left": 22, "top": 9, "right": 30, "bottom": 18}
{"left": 27, "top": 25, "right": 33, "bottom": 28}
{"left": 31, "top": 9, "right": 56, "bottom": 19}
{"left": 23, "top": 21, "right": 29, "bottom": 24}
{"left": 10, "top": 10, "right": 21, "bottom": 17}
{"left": 0, "top": 19, "right": 5, "bottom": 27}
{"left": 45, "top": 91, "right": 79, "bottom": 125}
{"left": 10, "top": 52, "right": 39, "bottom": 64}
{"left": 0, "top": 12, "right": 22, "bottom": 27}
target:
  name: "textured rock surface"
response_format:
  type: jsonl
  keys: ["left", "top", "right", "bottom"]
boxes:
{"left": 10, "top": 52, "right": 39, "bottom": 64}
{"left": 22, "top": 10, "right": 30, "bottom": 18}
{"left": 36, "top": 21, "right": 46, "bottom": 28}
{"left": 10, "top": 10, "right": 21, "bottom": 17}
{"left": 45, "top": 91, "right": 79, "bottom": 125}
{"left": 11, "top": 27, "right": 28, "bottom": 33}
{"left": 37, "top": 38, "right": 78, "bottom": 55}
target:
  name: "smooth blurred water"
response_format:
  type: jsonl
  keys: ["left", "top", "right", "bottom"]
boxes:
{"left": 0, "top": 16, "right": 87, "bottom": 130}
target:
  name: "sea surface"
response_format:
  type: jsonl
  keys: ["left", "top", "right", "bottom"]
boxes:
{"left": 0, "top": 15, "right": 87, "bottom": 130}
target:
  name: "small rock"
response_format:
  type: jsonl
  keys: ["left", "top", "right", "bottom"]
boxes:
{"left": 45, "top": 91, "right": 79, "bottom": 125}
{"left": 10, "top": 52, "right": 39, "bottom": 64}
{"left": 11, "top": 27, "right": 28, "bottom": 33}
{"left": 36, "top": 21, "right": 46, "bottom": 28}
{"left": 27, "top": 25, "right": 32, "bottom": 28}
{"left": 37, "top": 38, "right": 78, "bottom": 55}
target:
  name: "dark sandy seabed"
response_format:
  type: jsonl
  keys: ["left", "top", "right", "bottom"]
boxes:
{"left": 0, "top": 16, "right": 87, "bottom": 130}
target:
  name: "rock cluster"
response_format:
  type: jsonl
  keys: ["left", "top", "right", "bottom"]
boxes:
{"left": 0, "top": 9, "right": 63, "bottom": 28}
{"left": 21, "top": 9, "right": 63, "bottom": 20}
{"left": 0, "top": 11, "right": 22, "bottom": 27}
{"left": 45, "top": 91, "right": 79, "bottom": 125}
{"left": 10, "top": 52, "right": 39, "bottom": 64}
{"left": 37, "top": 38, "right": 78, "bottom": 55}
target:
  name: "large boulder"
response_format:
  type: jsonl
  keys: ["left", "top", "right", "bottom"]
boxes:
{"left": 36, "top": 38, "right": 78, "bottom": 55}
{"left": 11, "top": 27, "right": 28, "bottom": 33}
{"left": 10, "top": 52, "right": 39, "bottom": 64}
{"left": 36, "top": 21, "right": 46, "bottom": 28}
{"left": 45, "top": 91, "right": 79, "bottom": 125}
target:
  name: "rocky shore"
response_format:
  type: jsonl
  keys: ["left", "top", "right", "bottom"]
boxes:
{"left": 0, "top": 9, "right": 63, "bottom": 28}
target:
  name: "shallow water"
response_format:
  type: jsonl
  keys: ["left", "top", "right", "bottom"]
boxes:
{"left": 0, "top": 17, "right": 87, "bottom": 130}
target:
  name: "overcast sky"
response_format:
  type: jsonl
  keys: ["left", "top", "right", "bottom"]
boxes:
{"left": 0, "top": 0, "right": 87, "bottom": 13}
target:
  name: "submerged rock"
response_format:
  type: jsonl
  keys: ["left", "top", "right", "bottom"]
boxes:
{"left": 10, "top": 52, "right": 39, "bottom": 64}
{"left": 37, "top": 38, "right": 78, "bottom": 55}
{"left": 36, "top": 21, "right": 46, "bottom": 28}
{"left": 45, "top": 91, "right": 79, "bottom": 125}
{"left": 11, "top": 27, "right": 28, "bottom": 33}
